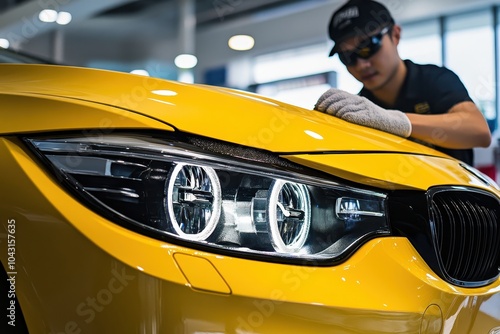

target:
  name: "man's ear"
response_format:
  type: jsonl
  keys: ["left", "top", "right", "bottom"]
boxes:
{"left": 392, "top": 24, "right": 402, "bottom": 45}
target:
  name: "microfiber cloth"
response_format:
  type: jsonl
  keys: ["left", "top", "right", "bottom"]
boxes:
{"left": 314, "top": 88, "right": 412, "bottom": 138}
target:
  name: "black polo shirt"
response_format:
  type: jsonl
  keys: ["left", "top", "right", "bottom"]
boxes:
{"left": 359, "top": 59, "right": 474, "bottom": 165}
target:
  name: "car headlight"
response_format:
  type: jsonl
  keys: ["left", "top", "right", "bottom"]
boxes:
{"left": 26, "top": 134, "right": 389, "bottom": 264}
{"left": 166, "top": 163, "right": 222, "bottom": 241}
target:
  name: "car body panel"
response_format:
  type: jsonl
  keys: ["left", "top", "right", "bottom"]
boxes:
{"left": 0, "top": 64, "right": 449, "bottom": 158}
{"left": 0, "top": 93, "right": 175, "bottom": 134}
{"left": 284, "top": 153, "right": 496, "bottom": 191}
{"left": 1, "top": 135, "right": 499, "bottom": 333}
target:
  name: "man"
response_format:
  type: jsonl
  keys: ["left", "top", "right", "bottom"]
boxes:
{"left": 314, "top": 0, "right": 491, "bottom": 165}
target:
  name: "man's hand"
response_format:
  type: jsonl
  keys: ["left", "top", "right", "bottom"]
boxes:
{"left": 314, "top": 88, "right": 412, "bottom": 138}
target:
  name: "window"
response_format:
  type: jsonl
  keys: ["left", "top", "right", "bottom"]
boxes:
{"left": 399, "top": 19, "right": 442, "bottom": 66}
{"left": 251, "top": 44, "right": 362, "bottom": 109}
{"left": 444, "top": 10, "right": 496, "bottom": 132}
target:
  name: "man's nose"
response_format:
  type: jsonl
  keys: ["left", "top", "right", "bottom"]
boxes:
{"left": 352, "top": 58, "right": 371, "bottom": 72}
{"left": 354, "top": 57, "right": 371, "bottom": 70}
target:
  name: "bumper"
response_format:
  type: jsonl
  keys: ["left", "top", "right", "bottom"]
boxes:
{"left": 1, "top": 137, "right": 499, "bottom": 334}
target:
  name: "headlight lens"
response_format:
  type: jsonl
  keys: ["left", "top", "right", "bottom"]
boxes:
{"left": 267, "top": 180, "right": 311, "bottom": 253}
{"left": 27, "top": 134, "right": 389, "bottom": 263}
{"left": 166, "top": 164, "right": 222, "bottom": 241}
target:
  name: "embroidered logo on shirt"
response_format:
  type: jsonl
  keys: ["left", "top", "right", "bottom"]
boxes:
{"left": 414, "top": 102, "right": 430, "bottom": 114}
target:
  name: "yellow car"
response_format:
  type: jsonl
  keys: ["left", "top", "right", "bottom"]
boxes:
{"left": 1, "top": 61, "right": 499, "bottom": 334}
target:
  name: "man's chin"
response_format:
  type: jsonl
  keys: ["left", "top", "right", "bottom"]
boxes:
{"left": 362, "top": 81, "right": 381, "bottom": 91}
{"left": 362, "top": 75, "right": 387, "bottom": 91}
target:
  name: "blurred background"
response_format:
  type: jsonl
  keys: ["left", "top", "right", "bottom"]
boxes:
{"left": 1, "top": 0, "right": 500, "bottom": 174}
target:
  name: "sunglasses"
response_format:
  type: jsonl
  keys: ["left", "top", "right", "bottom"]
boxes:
{"left": 338, "top": 26, "right": 392, "bottom": 66}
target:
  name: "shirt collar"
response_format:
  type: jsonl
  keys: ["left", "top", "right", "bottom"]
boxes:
{"left": 401, "top": 59, "right": 419, "bottom": 100}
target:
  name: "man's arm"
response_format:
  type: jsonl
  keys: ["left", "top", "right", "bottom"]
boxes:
{"left": 315, "top": 88, "right": 491, "bottom": 149}
{"left": 406, "top": 101, "right": 491, "bottom": 149}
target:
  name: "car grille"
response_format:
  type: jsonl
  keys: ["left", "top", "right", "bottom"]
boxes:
{"left": 429, "top": 188, "right": 500, "bottom": 286}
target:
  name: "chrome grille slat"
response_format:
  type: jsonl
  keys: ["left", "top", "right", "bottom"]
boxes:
{"left": 429, "top": 188, "right": 500, "bottom": 286}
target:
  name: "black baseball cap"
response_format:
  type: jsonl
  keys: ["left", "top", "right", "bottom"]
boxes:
{"left": 328, "top": 0, "right": 394, "bottom": 56}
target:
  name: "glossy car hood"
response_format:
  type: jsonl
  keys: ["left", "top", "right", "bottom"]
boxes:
{"left": 0, "top": 64, "right": 448, "bottom": 158}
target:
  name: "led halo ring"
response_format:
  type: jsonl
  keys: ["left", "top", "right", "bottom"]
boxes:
{"left": 166, "top": 163, "right": 222, "bottom": 241}
{"left": 267, "top": 179, "right": 311, "bottom": 253}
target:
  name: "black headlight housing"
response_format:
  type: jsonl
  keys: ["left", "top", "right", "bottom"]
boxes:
{"left": 25, "top": 132, "right": 390, "bottom": 265}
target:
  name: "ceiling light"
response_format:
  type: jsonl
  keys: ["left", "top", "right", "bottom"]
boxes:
{"left": 57, "top": 12, "right": 72, "bottom": 25}
{"left": 174, "top": 54, "right": 198, "bottom": 69}
{"left": 0, "top": 38, "right": 9, "bottom": 49}
{"left": 39, "top": 9, "right": 58, "bottom": 23}
{"left": 228, "top": 35, "right": 255, "bottom": 51}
